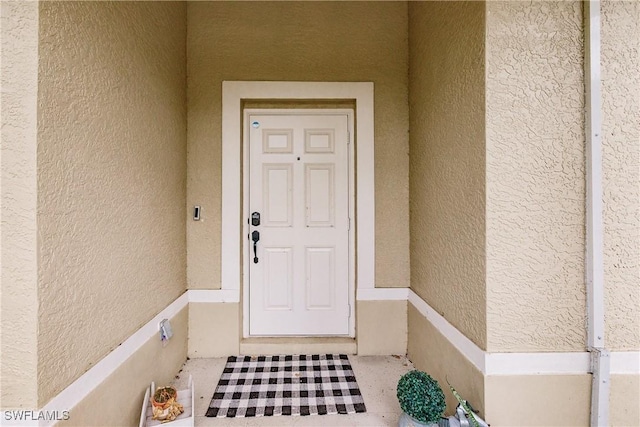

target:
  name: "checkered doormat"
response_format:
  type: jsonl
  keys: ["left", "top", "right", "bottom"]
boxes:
{"left": 205, "top": 354, "right": 367, "bottom": 418}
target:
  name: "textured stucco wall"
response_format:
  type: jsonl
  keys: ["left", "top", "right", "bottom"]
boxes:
{"left": 600, "top": 0, "right": 640, "bottom": 351}
{"left": 0, "top": 1, "right": 39, "bottom": 409}
{"left": 408, "top": 1, "right": 486, "bottom": 349}
{"left": 37, "top": 2, "right": 187, "bottom": 405}
{"left": 485, "top": 1, "right": 586, "bottom": 352}
{"left": 187, "top": 1, "right": 409, "bottom": 289}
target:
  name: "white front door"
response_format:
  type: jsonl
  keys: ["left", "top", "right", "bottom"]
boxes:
{"left": 247, "top": 111, "right": 351, "bottom": 336}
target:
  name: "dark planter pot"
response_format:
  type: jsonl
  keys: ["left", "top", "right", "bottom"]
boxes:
{"left": 398, "top": 411, "right": 439, "bottom": 427}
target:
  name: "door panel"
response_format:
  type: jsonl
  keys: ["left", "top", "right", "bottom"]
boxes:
{"left": 263, "top": 164, "right": 293, "bottom": 226}
{"left": 305, "top": 164, "right": 335, "bottom": 226}
{"left": 263, "top": 129, "right": 293, "bottom": 153}
{"left": 248, "top": 113, "right": 350, "bottom": 336}
{"left": 305, "top": 247, "right": 335, "bottom": 310}
{"left": 263, "top": 247, "right": 293, "bottom": 310}
{"left": 305, "top": 129, "right": 335, "bottom": 153}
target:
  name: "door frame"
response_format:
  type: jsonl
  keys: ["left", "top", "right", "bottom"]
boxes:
{"left": 243, "top": 108, "right": 356, "bottom": 337}
{"left": 221, "top": 81, "right": 376, "bottom": 337}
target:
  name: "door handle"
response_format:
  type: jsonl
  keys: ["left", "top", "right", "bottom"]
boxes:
{"left": 251, "top": 230, "right": 260, "bottom": 263}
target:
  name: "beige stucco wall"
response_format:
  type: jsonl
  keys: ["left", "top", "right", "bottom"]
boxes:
{"left": 485, "top": 1, "right": 586, "bottom": 352}
{"left": 188, "top": 303, "right": 240, "bottom": 358}
{"left": 407, "top": 304, "right": 485, "bottom": 416}
{"left": 408, "top": 1, "right": 486, "bottom": 349}
{"left": 600, "top": 0, "right": 640, "bottom": 351}
{"left": 484, "top": 374, "right": 591, "bottom": 427}
{"left": 610, "top": 375, "right": 640, "bottom": 426}
{"left": 0, "top": 1, "right": 40, "bottom": 409}
{"left": 37, "top": 2, "right": 187, "bottom": 405}
{"left": 357, "top": 300, "right": 407, "bottom": 356}
{"left": 189, "top": 300, "right": 407, "bottom": 357}
{"left": 187, "top": 1, "right": 409, "bottom": 289}
{"left": 65, "top": 307, "right": 188, "bottom": 427}
{"left": 484, "top": 374, "right": 640, "bottom": 427}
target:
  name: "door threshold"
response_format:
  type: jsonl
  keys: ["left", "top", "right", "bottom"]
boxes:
{"left": 240, "top": 337, "right": 357, "bottom": 355}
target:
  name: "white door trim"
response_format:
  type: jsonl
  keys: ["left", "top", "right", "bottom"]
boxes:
{"left": 221, "top": 81, "right": 375, "bottom": 305}
{"left": 243, "top": 109, "right": 355, "bottom": 337}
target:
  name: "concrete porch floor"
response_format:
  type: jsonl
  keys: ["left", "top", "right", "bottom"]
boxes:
{"left": 171, "top": 355, "right": 414, "bottom": 427}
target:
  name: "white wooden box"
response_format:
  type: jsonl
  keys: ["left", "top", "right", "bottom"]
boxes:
{"left": 139, "top": 375, "right": 194, "bottom": 427}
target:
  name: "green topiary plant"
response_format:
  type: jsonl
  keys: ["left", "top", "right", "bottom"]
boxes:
{"left": 397, "top": 370, "right": 446, "bottom": 425}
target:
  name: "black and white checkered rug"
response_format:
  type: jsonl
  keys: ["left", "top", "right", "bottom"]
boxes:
{"left": 205, "top": 354, "right": 367, "bottom": 418}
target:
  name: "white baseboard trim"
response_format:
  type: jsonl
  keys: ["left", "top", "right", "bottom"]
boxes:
{"left": 189, "top": 289, "right": 240, "bottom": 303}
{"left": 484, "top": 352, "right": 591, "bottom": 375}
{"left": 212, "top": 285, "right": 410, "bottom": 302}
{"left": 38, "top": 293, "right": 189, "bottom": 426}
{"left": 408, "top": 289, "right": 640, "bottom": 376}
{"left": 357, "top": 288, "right": 409, "bottom": 301}
{"left": 408, "top": 289, "right": 486, "bottom": 371}
{"left": 35, "top": 288, "right": 640, "bottom": 425}
{"left": 611, "top": 351, "right": 640, "bottom": 375}
{"left": 36, "top": 287, "right": 406, "bottom": 421}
